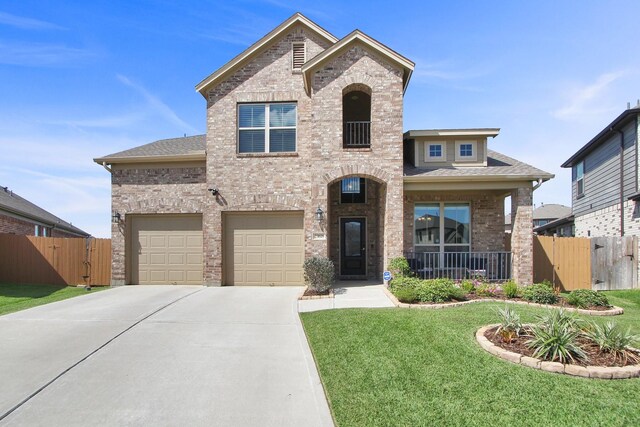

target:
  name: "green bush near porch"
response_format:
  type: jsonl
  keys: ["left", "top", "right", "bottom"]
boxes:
{"left": 389, "top": 277, "right": 464, "bottom": 303}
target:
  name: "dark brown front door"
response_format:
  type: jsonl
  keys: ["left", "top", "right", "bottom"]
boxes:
{"left": 340, "top": 218, "right": 366, "bottom": 276}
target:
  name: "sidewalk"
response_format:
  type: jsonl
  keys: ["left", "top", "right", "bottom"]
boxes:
{"left": 298, "top": 281, "right": 395, "bottom": 312}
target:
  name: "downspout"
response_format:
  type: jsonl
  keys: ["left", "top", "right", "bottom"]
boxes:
{"left": 615, "top": 128, "right": 625, "bottom": 236}
{"left": 532, "top": 178, "right": 543, "bottom": 191}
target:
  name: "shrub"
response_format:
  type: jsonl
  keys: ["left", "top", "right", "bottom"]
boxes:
{"left": 566, "top": 289, "right": 610, "bottom": 309}
{"left": 415, "top": 278, "right": 465, "bottom": 303}
{"left": 303, "top": 257, "right": 335, "bottom": 292}
{"left": 389, "top": 276, "right": 422, "bottom": 292}
{"left": 502, "top": 281, "right": 519, "bottom": 299}
{"left": 394, "top": 287, "right": 419, "bottom": 303}
{"left": 585, "top": 321, "right": 640, "bottom": 364}
{"left": 459, "top": 279, "right": 475, "bottom": 294}
{"left": 476, "top": 283, "right": 500, "bottom": 298}
{"left": 526, "top": 309, "right": 587, "bottom": 363}
{"left": 521, "top": 283, "right": 558, "bottom": 304}
{"left": 388, "top": 257, "right": 411, "bottom": 279}
{"left": 495, "top": 306, "right": 523, "bottom": 343}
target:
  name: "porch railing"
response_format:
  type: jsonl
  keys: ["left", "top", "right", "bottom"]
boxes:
{"left": 344, "top": 121, "right": 371, "bottom": 147}
{"left": 403, "top": 251, "right": 512, "bottom": 282}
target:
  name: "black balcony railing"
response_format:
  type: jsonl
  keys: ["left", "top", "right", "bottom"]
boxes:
{"left": 344, "top": 121, "right": 371, "bottom": 147}
{"left": 404, "top": 251, "right": 512, "bottom": 282}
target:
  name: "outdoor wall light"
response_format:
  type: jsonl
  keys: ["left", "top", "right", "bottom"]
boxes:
{"left": 315, "top": 206, "right": 324, "bottom": 222}
{"left": 111, "top": 211, "right": 122, "bottom": 224}
{"left": 208, "top": 188, "right": 219, "bottom": 196}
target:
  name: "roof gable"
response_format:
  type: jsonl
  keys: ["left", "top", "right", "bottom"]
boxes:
{"left": 301, "top": 29, "right": 415, "bottom": 95}
{"left": 195, "top": 13, "right": 338, "bottom": 97}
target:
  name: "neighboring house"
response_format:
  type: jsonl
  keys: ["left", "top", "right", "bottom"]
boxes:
{"left": 533, "top": 214, "right": 575, "bottom": 237}
{"left": 0, "top": 186, "right": 90, "bottom": 238}
{"left": 562, "top": 105, "right": 640, "bottom": 237}
{"left": 505, "top": 203, "right": 572, "bottom": 233}
{"left": 95, "top": 13, "right": 552, "bottom": 287}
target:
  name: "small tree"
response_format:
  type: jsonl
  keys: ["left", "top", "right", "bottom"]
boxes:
{"left": 303, "top": 257, "right": 335, "bottom": 292}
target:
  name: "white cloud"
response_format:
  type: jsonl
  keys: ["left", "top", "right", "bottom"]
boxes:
{"left": 0, "top": 41, "right": 95, "bottom": 66}
{"left": 116, "top": 74, "right": 198, "bottom": 133}
{"left": 552, "top": 71, "right": 626, "bottom": 120}
{"left": 0, "top": 11, "right": 65, "bottom": 30}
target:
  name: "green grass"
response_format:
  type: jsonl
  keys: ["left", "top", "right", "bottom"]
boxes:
{"left": 0, "top": 283, "right": 107, "bottom": 316}
{"left": 301, "top": 290, "right": 640, "bottom": 427}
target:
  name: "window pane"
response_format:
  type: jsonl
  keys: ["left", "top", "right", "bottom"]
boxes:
{"left": 443, "top": 204, "right": 470, "bottom": 244}
{"left": 238, "top": 105, "right": 265, "bottom": 128}
{"left": 239, "top": 130, "right": 265, "bottom": 153}
{"left": 414, "top": 204, "right": 440, "bottom": 245}
{"left": 460, "top": 144, "right": 473, "bottom": 156}
{"left": 270, "top": 129, "right": 296, "bottom": 152}
{"left": 576, "top": 161, "right": 584, "bottom": 179}
{"left": 429, "top": 145, "right": 441, "bottom": 157}
{"left": 341, "top": 177, "right": 360, "bottom": 194}
{"left": 340, "top": 178, "right": 365, "bottom": 203}
{"left": 269, "top": 104, "right": 296, "bottom": 127}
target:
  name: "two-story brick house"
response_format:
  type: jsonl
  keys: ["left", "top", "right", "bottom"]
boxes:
{"left": 95, "top": 13, "right": 552, "bottom": 287}
{"left": 562, "top": 105, "right": 640, "bottom": 237}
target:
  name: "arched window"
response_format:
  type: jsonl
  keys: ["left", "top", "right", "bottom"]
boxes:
{"left": 342, "top": 89, "right": 371, "bottom": 148}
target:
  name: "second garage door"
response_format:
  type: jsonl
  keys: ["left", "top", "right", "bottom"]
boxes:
{"left": 224, "top": 212, "right": 304, "bottom": 286}
{"left": 131, "top": 215, "right": 203, "bottom": 285}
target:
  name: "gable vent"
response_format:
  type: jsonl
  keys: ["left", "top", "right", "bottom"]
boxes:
{"left": 292, "top": 42, "right": 305, "bottom": 70}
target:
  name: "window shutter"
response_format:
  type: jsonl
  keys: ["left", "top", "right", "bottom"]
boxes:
{"left": 292, "top": 43, "right": 305, "bottom": 70}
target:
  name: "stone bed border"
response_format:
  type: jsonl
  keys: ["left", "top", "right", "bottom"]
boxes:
{"left": 298, "top": 286, "right": 334, "bottom": 300}
{"left": 382, "top": 286, "right": 624, "bottom": 316}
{"left": 476, "top": 324, "right": 640, "bottom": 379}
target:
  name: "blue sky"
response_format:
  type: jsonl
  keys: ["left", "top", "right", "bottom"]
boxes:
{"left": 1, "top": 1, "right": 639, "bottom": 237}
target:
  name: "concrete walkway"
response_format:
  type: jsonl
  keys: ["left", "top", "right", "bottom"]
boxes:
{"left": 0, "top": 286, "right": 333, "bottom": 427}
{"left": 298, "top": 281, "right": 395, "bottom": 312}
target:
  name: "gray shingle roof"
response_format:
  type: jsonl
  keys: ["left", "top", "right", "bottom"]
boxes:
{"left": 0, "top": 187, "right": 90, "bottom": 236}
{"left": 95, "top": 134, "right": 206, "bottom": 161}
{"left": 404, "top": 149, "right": 554, "bottom": 180}
{"left": 505, "top": 204, "right": 571, "bottom": 225}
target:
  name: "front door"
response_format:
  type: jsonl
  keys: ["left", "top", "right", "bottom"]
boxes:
{"left": 340, "top": 218, "right": 366, "bottom": 276}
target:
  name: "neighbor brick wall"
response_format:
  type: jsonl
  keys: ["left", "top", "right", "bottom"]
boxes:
{"left": 0, "top": 214, "right": 35, "bottom": 235}
{"left": 574, "top": 200, "right": 640, "bottom": 237}
{"left": 203, "top": 24, "right": 405, "bottom": 285}
{"left": 110, "top": 165, "right": 207, "bottom": 285}
{"left": 402, "top": 191, "right": 506, "bottom": 254}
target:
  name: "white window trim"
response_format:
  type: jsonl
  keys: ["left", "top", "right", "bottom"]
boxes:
{"left": 291, "top": 42, "right": 306, "bottom": 71}
{"left": 424, "top": 141, "right": 446, "bottom": 162}
{"left": 576, "top": 161, "right": 585, "bottom": 196}
{"left": 237, "top": 103, "right": 297, "bottom": 154}
{"left": 414, "top": 202, "right": 472, "bottom": 253}
{"left": 455, "top": 140, "right": 477, "bottom": 161}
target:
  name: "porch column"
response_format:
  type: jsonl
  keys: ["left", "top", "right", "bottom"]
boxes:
{"left": 384, "top": 176, "right": 404, "bottom": 268}
{"left": 511, "top": 186, "right": 533, "bottom": 284}
{"left": 111, "top": 219, "right": 126, "bottom": 286}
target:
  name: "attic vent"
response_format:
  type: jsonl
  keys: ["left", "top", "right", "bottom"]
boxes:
{"left": 292, "top": 42, "right": 305, "bottom": 70}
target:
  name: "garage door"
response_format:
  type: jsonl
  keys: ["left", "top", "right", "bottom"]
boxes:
{"left": 131, "top": 215, "right": 203, "bottom": 285}
{"left": 224, "top": 212, "right": 304, "bottom": 286}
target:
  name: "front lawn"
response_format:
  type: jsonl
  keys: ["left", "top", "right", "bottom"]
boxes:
{"left": 0, "top": 283, "right": 107, "bottom": 316}
{"left": 301, "top": 290, "right": 640, "bottom": 427}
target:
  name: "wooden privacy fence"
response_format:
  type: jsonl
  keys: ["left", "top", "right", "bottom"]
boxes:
{"left": 533, "top": 235, "right": 638, "bottom": 291}
{"left": 0, "top": 235, "right": 111, "bottom": 286}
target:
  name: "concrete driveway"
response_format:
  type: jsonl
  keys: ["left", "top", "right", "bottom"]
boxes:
{"left": 0, "top": 286, "right": 333, "bottom": 426}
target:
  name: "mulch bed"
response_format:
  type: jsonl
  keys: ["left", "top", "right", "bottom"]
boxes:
{"left": 485, "top": 326, "right": 640, "bottom": 367}
{"left": 302, "top": 288, "right": 331, "bottom": 297}
{"left": 411, "top": 291, "right": 612, "bottom": 311}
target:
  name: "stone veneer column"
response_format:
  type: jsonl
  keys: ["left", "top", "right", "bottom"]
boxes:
{"left": 111, "top": 220, "right": 126, "bottom": 286}
{"left": 511, "top": 186, "right": 533, "bottom": 285}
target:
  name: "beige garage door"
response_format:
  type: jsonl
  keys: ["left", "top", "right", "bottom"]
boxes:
{"left": 131, "top": 215, "right": 203, "bottom": 285}
{"left": 224, "top": 212, "right": 304, "bottom": 286}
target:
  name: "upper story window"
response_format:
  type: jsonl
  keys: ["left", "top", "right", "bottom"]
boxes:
{"left": 425, "top": 142, "right": 445, "bottom": 162}
{"left": 576, "top": 161, "right": 584, "bottom": 197}
{"left": 340, "top": 177, "right": 366, "bottom": 203}
{"left": 238, "top": 103, "right": 296, "bottom": 153}
{"left": 292, "top": 42, "right": 305, "bottom": 71}
{"left": 455, "top": 141, "right": 477, "bottom": 161}
{"left": 343, "top": 88, "right": 371, "bottom": 148}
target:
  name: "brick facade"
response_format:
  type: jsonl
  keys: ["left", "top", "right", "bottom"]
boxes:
{"left": 0, "top": 213, "right": 82, "bottom": 238}
{"left": 510, "top": 186, "right": 534, "bottom": 285}
{"left": 203, "top": 25, "right": 405, "bottom": 285}
{"left": 574, "top": 200, "right": 640, "bottom": 237}
{"left": 110, "top": 165, "right": 207, "bottom": 285}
